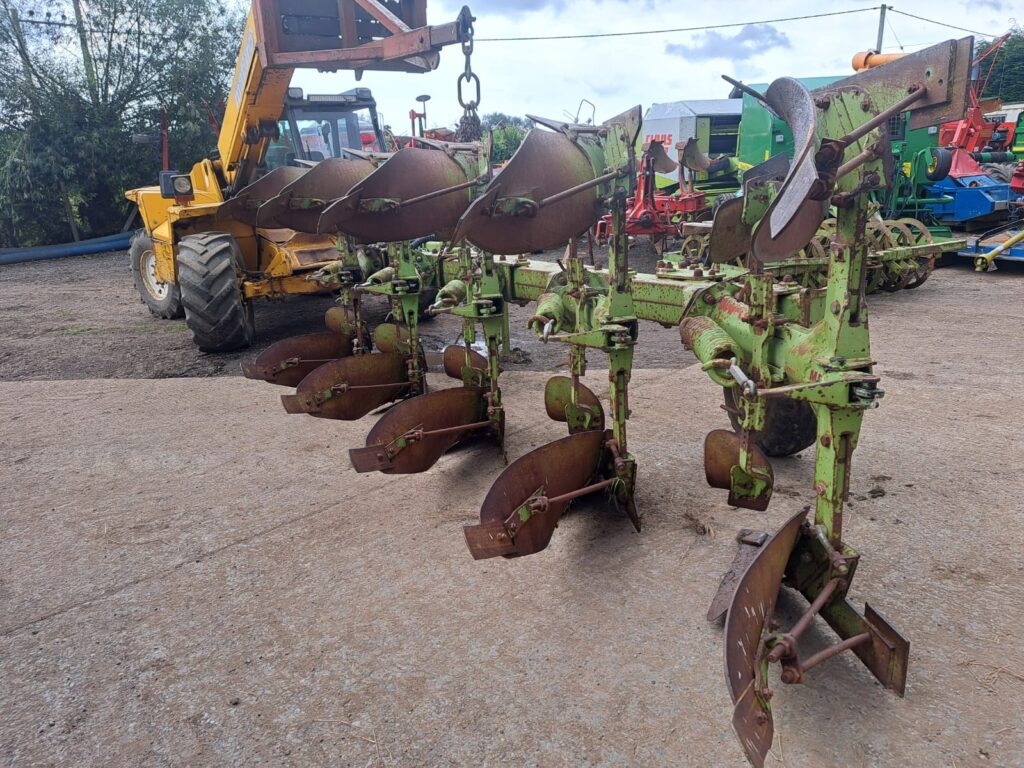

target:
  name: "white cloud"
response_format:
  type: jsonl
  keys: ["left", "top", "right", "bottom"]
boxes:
{"left": 668, "top": 24, "right": 791, "bottom": 62}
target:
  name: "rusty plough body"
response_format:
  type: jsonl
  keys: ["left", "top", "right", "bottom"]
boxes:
{"left": 241, "top": 138, "right": 495, "bottom": 434}
{"left": 453, "top": 105, "right": 645, "bottom": 556}
{"left": 242, "top": 38, "right": 973, "bottom": 766}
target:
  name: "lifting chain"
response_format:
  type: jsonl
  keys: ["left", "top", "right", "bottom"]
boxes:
{"left": 454, "top": 16, "right": 482, "bottom": 142}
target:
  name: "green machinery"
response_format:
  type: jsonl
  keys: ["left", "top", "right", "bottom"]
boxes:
{"left": 734, "top": 73, "right": 1024, "bottom": 230}
{"left": 734, "top": 76, "right": 845, "bottom": 167}
{"left": 643, "top": 97, "right": 742, "bottom": 195}
{"left": 242, "top": 39, "right": 971, "bottom": 767}
{"left": 664, "top": 75, "right": 962, "bottom": 287}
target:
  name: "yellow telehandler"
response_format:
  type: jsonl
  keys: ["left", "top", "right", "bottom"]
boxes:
{"left": 125, "top": 0, "right": 472, "bottom": 351}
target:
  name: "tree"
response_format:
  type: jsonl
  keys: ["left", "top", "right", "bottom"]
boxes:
{"left": 0, "top": 0, "right": 243, "bottom": 247}
{"left": 482, "top": 112, "right": 530, "bottom": 131}
{"left": 481, "top": 112, "right": 528, "bottom": 164}
{"left": 978, "top": 26, "right": 1024, "bottom": 104}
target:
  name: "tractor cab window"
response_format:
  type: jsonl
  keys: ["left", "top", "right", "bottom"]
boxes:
{"left": 263, "top": 105, "right": 382, "bottom": 169}
{"left": 331, "top": 112, "right": 383, "bottom": 152}
{"left": 264, "top": 122, "right": 297, "bottom": 169}
{"left": 355, "top": 114, "right": 382, "bottom": 152}
{"left": 295, "top": 119, "right": 334, "bottom": 160}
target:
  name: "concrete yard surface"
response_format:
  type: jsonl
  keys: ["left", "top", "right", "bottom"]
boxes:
{"left": 1, "top": 263, "right": 1023, "bottom": 767}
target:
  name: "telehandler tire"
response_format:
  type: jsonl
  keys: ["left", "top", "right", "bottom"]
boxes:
{"left": 129, "top": 231, "right": 183, "bottom": 319}
{"left": 724, "top": 387, "right": 817, "bottom": 458}
{"left": 177, "top": 232, "right": 255, "bottom": 353}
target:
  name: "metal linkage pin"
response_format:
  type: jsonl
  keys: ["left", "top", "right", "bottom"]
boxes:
{"left": 727, "top": 358, "right": 757, "bottom": 398}
{"left": 852, "top": 383, "right": 885, "bottom": 408}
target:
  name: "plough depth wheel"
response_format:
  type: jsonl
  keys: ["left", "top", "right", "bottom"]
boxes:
{"left": 724, "top": 387, "right": 816, "bottom": 458}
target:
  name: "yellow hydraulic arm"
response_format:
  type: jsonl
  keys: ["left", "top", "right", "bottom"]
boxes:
{"left": 218, "top": 0, "right": 474, "bottom": 192}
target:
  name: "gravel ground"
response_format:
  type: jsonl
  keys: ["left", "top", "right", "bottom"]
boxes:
{"left": 0, "top": 241, "right": 678, "bottom": 381}
{"left": 1, "top": 249, "right": 1022, "bottom": 767}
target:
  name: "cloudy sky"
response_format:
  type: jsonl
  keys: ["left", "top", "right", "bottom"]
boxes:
{"left": 288, "top": 0, "right": 1016, "bottom": 131}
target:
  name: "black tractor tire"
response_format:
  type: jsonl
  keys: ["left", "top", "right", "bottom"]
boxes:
{"left": 410, "top": 236, "right": 439, "bottom": 322}
{"left": 925, "top": 147, "right": 953, "bottom": 182}
{"left": 129, "top": 231, "right": 184, "bottom": 319}
{"left": 724, "top": 387, "right": 817, "bottom": 458}
{"left": 177, "top": 232, "right": 255, "bottom": 353}
{"left": 417, "top": 286, "right": 439, "bottom": 322}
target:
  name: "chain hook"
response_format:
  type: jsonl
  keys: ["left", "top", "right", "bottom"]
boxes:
{"left": 457, "top": 72, "right": 481, "bottom": 111}
{"left": 454, "top": 11, "right": 482, "bottom": 142}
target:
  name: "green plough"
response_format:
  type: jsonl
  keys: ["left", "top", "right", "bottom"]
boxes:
{"left": 244, "top": 37, "right": 972, "bottom": 766}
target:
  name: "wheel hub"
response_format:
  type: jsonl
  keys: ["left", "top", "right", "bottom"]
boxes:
{"left": 141, "top": 250, "right": 169, "bottom": 300}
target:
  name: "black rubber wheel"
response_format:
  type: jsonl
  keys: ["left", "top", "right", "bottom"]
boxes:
{"left": 129, "top": 231, "right": 183, "bottom": 319}
{"left": 411, "top": 237, "right": 440, "bottom": 322}
{"left": 925, "top": 147, "right": 953, "bottom": 182}
{"left": 724, "top": 387, "right": 817, "bottom": 458}
{"left": 417, "top": 286, "right": 439, "bottom": 322}
{"left": 177, "top": 232, "right": 255, "bottom": 352}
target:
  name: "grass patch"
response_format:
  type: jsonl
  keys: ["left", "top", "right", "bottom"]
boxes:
{"left": 46, "top": 322, "right": 189, "bottom": 336}
{"left": 130, "top": 322, "right": 189, "bottom": 334}
{"left": 46, "top": 326, "right": 100, "bottom": 336}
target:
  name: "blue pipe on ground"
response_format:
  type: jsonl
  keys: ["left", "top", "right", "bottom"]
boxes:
{"left": 0, "top": 231, "right": 134, "bottom": 265}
